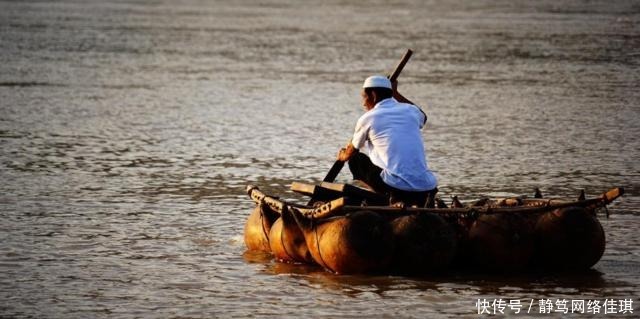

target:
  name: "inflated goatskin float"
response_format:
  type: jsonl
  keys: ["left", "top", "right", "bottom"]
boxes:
{"left": 389, "top": 212, "right": 457, "bottom": 273}
{"left": 243, "top": 203, "right": 278, "bottom": 252}
{"left": 291, "top": 208, "right": 394, "bottom": 274}
{"left": 243, "top": 183, "right": 623, "bottom": 275}
{"left": 268, "top": 207, "right": 314, "bottom": 264}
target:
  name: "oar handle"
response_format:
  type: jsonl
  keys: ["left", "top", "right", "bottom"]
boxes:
{"left": 322, "top": 160, "right": 345, "bottom": 183}
{"left": 388, "top": 49, "right": 413, "bottom": 81}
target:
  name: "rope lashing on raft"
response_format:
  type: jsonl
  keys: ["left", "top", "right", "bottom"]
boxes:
{"left": 278, "top": 205, "right": 296, "bottom": 262}
{"left": 311, "top": 215, "right": 334, "bottom": 273}
{"left": 258, "top": 199, "right": 271, "bottom": 246}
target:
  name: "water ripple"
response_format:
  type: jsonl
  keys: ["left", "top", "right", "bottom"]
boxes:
{"left": 1, "top": 0, "right": 639, "bottom": 318}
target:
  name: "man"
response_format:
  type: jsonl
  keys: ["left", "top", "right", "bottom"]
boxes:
{"left": 337, "top": 75, "right": 438, "bottom": 207}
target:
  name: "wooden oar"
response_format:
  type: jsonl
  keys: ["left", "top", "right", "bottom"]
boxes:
{"left": 321, "top": 49, "right": 414, "bottom": 183}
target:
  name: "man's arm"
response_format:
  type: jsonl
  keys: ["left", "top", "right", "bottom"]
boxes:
{"left": 392, "top": 79, "right": 415, "bottom": 105}
{"left": 392, "top": 80, "right": 427, "bottom": 125}
{"left": 393, "top": 88, "right": 415, "bottom": 105}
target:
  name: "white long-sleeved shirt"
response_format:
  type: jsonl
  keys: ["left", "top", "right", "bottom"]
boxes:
{"left": 352, "top": 98, "right": 437, "bottom": 191}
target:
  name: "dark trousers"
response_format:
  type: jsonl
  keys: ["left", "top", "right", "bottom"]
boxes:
{"left": 348, "top": 152, "right": 438, "bottom": 208}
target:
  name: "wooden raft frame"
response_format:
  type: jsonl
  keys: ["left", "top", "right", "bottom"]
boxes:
{"left": 246, "top": 184, "right": 624, "bottom": 220}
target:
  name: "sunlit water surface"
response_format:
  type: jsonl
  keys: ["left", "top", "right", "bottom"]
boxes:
{"left": 1, "top": 0, "right": 639, "bottom": 318}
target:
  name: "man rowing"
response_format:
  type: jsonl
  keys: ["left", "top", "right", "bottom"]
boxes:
{"left": 337, "top": 75, "right": 438, "bottom": 207}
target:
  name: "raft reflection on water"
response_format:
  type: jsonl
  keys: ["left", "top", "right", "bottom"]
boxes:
{"left": 242, "top": 249, "right": 609, "bottom": 297}
{"left": 244, "top": 184, "right": 622, "bottom": 275}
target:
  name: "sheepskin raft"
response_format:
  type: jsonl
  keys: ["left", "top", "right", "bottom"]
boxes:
{"left": 244, "top": 182, "right": 624, "bottom": 275}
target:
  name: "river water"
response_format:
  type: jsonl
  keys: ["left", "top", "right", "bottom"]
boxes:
{"left": 1, "top": 0, "right": 639, "bottom": 318}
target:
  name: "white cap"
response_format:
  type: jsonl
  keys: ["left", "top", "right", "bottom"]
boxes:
{"left": 363, "top": 75, "right": 392, "bottom": 89}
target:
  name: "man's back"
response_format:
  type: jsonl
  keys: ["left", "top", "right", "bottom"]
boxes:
{"left": 353, "top": 98, "right": 437, "bottom": 192}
